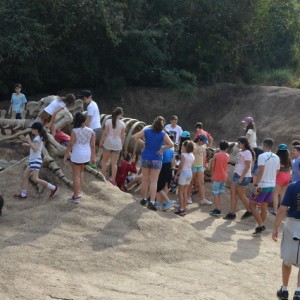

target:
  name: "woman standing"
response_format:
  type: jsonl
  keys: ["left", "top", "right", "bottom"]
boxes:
{"left": 64, "top": 112, "right": 95, "bottom": 203}
{"left": 272, "top": 144, "right": 291, "bottom": 215}
{"left": 132, "top": 116, "right": 174, "bottom": 211}
{"left": 224, "top": 136, "right": 254, "bottom": 220}
{"left": 99, "top": 107, "right": 126, "bottom": 185}
{"left": 242, "top": 116, "right": 257, "bottom": 147}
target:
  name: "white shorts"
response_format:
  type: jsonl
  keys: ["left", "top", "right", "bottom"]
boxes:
{"left": 178, "top": 170, "right": 192, "bottom": 186}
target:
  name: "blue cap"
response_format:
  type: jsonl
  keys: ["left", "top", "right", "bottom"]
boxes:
{"left": 196, "top": 134, "right": 208, "bottom": 144}
{"left": 278, "top": 144, "right": 288, "bottom": 151}
{"left": 181, "top": 131, "right": 190, "bottom": 138}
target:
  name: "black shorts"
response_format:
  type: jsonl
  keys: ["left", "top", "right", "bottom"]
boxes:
{"left": 157, "top": 162, "right": 172, "bottom": 192}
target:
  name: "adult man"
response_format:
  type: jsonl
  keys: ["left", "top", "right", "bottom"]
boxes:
{"left": 194, "top": 122, "right": 214, "bottom": 147}
{"left": 273, "top": 180, "right": 300, "bottom": 300}
{"left": 250, "top": 138, "right": 280, "bottom": 234}
{"left": 81, "top": 90, "right": 101, "bottom": 139}
{"left": 165, "top": 115, "right": 183, "bottom": 145}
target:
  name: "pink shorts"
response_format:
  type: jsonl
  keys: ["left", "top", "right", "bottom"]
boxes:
{"left": 276, "top": 171, "right": 291, "bottom": 186}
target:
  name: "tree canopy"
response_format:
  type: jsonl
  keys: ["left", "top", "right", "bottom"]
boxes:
{"left": 1, "top": 0, "right": 300, "bottom": 96}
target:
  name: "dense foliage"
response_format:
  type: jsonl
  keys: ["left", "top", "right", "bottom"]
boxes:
{"left": 1, "top": 0, "right": 300, "bottom": 97}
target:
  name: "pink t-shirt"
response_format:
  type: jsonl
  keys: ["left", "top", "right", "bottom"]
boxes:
{"left": 234, "top": 150, "right": 252, "bottom": 177}
{"left": 212, "top": 152, "right": 229, "bottom": 182}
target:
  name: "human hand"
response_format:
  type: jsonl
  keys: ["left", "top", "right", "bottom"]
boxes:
{"left": 25, "top": 134, "right": 31, "bottom": 143}
{"left": 272, "top": 229, "right": 278, "bottom": 241}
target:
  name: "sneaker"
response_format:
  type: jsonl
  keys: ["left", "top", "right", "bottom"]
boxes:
{"left": 253, "top": 225, "right": 266, "bottom": 235}
{"left": 270, "top": 210, "right": 277, "bottom": 216}
{"left": 163, "top": 201, "right": 174, "bottom": 210}
{"left": 293, "top": 291, "right": 300, "bottom": 300}
{"left": 187, "top": 198, "right": 193, "bottom": 204}
{"left": 169, "top": 186, "right": 177, "bottom": 194}
{"left": 200, "top": 199, "right": 212, "bottom": 205}
{"left": 49, "top": 186, "right": 59, "bottom": 199}
{"left": 154, "top": 202, "right": 164, "bottom": 209}
{"left": 175, "top": 209, "right": 186, "bottom": 216}
{"left": 276, "top": 287, "right": 288, "bottom": 300}
{"left": 223, "top": 213, "right": 236, "bottom": 220}
{"left": 210, "top": 209, "right": 222, "bottom": 216}
{"left": 140, "top": 199, "right": 149, "bottom": 206}
{"left": 241, "top": 211, "right": 252, "bottom": 219}
{"left": 14, "top": 193, "right": 27, "bottom": 199}
{"left": 68, "top": 195, "right": 81, "bottom": 204}
{"left": 147, "top": 202, "right": 157, "bottom": 211}
{"left": 174, "top": 200, "right": 180, "bottom": 208}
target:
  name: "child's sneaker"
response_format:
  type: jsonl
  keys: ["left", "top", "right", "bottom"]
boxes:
{"left": 147, "top": 202, "right": 157, "bottom": 211}
{"left": 276, "top": 287, "right": 288, "bottom": 300}
{"left": 163, "top": 201, "right": 174, "bottom": 210}
{"left": 68, "top": 195, "right": 81, "bottom": 204}
{"left": 293, "top": 290, "right": 300, "bottom": 300}
{"left": 174, "top": 200, "right": 180, "bottom": 208}
{"left": 154, "top": 202, "right": 164, "bottom": 209}
{"left": 140, "top": 199, "right": 149, "bottom": 206}
{"left": 209, "top": 209, "right": 221, "bottom": 216}
{"left": 49, "top": 186, "right": 59, "bottom": 199}
{"left": 14, "top": 193, "right": 27, "bottom": 199}
{"left": 174, "top": 209, "right": 186, "bottom": 217}
{"left": 253, "top": 225, "right": 266, "bottom": 235}
{"left": 200, "top": 199, "right": 212, "bottom": 205}
{"left": 187, "top": 198, "right": 193, "bottom": 204}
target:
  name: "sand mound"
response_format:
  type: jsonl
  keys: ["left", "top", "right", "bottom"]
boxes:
{"left": 0, "top": 156, "right": 297, "bottom": 300}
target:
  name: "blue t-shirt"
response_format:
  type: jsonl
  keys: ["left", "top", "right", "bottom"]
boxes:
{"left": 281, "top": 180, "right": 300, "bottom": 219}
{"left": 11, "top": 93, "right": 27, "bottom": 113}
{"left": 141, "top": 128, "right": 165, "bottom": 161}
{"left": 292, "top": 157, "right": 300, "bottom": 182}
{"left": 162, "top": 148, "right": 174, "bottom": 164}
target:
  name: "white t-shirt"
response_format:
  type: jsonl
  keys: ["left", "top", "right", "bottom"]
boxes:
{"left": 181, "top": 152, "right": 195, "bottom": 171}
{"left": 246, "top": 129, "right": 257, "bottom": 147}
{"left": 29, "top": 135, "right": 43, "bottom": 161}
{"left": 165, "top": 124, "right": 183, "bottom": 144}
{"left": 44, "top": 98, "right": 66, "bottom": 115}
{"left": 71, "top": 127, "right": 94, "bottom": 163}
{"left": 87, "top": 100, "right": 101, "bottom": 130}
{"left": 103, "top": 119, "right": 126, "bottom": 151}
{"left": 234, "top": 150, "right": 252, "bottom": 177}
{"left": 257, "top": 151, "right": 280, "bottom": 188}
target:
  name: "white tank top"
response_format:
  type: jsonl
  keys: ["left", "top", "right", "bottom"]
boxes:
{"left": 181, "top": 152, "right": 195, "bottom": 171}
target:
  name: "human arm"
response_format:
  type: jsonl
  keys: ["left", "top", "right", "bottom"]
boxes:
{"left": 85, "top": 115, "right": 92, "bottom": 127}
{"left": 253, "top": 164, "right": 265, "bottom": 192}
{"left": 121, "top": 125, "right": 126, "bottom": 147}
{"left": 99, "top": 122, "right": 108, "bottom": 148}
{"left": 272, "top": 205, "right": 288, "bottom": 241}
{"left": 90, "top": 131, "right": 96, "bottom": 165}
{"left": 24, "top": 135, "right": 40, "bottom": 152}
{"left": 132, "top": 129, "right": 145, "bottom": 147}
{"left": 175, "top": 154, "right": 185, "bottom": 178}
{"left": 63, "top": 131, "right": 76, "bottom": 163}
{"left": 157, "top": 134, "right": 174, "bottom": 156}
{"left": 210, "top": 155, "right": 216, "bottom": 175}
{"left": 208, "top": 136, "right": 214, "bottom": 148}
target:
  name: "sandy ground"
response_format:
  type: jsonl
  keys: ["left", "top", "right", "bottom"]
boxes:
{"left": 0, "top": 158, "right": 297, "bottom": 300}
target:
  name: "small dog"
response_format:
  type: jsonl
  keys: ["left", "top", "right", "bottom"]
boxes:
{"left": 0, "top": 195, "right": 4, "bottom": 216}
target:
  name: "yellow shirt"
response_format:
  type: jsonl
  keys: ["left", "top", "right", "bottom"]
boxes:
{"left": 193, "top": 144, "right": 206, "bottom": 167}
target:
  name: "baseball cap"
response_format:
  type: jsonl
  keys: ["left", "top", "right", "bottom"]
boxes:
{"left": 80, "top": 90, "right": 92, "bottom": 98}
{"left": 181, "top": 131, "right": 190, "bottom": 138}
{"left": 195, "top": 133, "right": 208, "bottom": 144}
{"left": 278, "top": 144, "right": 288, "bottom": 151}
{"left": 241, "top": 116, "right": 254, "bottom": 123}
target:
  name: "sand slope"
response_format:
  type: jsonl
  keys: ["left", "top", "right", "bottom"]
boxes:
{"left": 0, "top": 159, "right": 297, "bottom": 300}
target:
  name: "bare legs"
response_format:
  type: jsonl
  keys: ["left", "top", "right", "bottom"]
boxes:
{"left": 250, "top": 201, "right": 268, "bottom": 226}
{"left": 72, "top": 163, "right": 85, "bottom": 198}
{"left": 101, "top": 150, "right": 120, "bottom": 182}
{"left": 178, "top": 184, "right": 189, "bottom": 210}
{"left": 141, "top": 168, "right": 160, "bottom": 202}
{"left": 273, "top": 184, "right": 287, "bottom": 214}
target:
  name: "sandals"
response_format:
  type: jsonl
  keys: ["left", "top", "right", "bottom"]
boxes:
{"left": 14, "top": 193, "right": 27, "bottom": 199}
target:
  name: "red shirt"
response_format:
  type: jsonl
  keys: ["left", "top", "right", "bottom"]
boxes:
{"left": 115, "top": 160, "right": 138, "bottom": 187}
{"left": 54, "top": 130, "right": 70, "bottom": 144}
{"left": 212, "top": 152, "right": 229, "bottom": 182}
{"left": 195, "top": 129, "right": 212, "bottom": 140}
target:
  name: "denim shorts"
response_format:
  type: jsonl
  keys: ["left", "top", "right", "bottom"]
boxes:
{"left": 178, "top": 170, "right": 192, "bottom": 185}
{"left": 212, "top": 181, "right": 226, "bottom": 195}
{"left": 141, "top": 159, "right": 162, "bottom": 170}
{"left": 192, "top": 166, "right": 204, "bottom": 173}
{"left": 232, "top": 172, "right": 252, "bottom": 187}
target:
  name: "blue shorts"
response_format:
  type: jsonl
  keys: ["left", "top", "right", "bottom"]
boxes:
{"left": 142, "top": 159, "right": 162, "bottom": 170}
{"left": 232, "top": 173, "right": 252, "bottom": 187}
{"left": 192, "top": 166, "right": 204, "bottom": 173}
{"left": 212, "top": 181, "right": 226, "bottom": 195}
{"left": 178, "top": 170, "right": 192, "bottom": 185}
